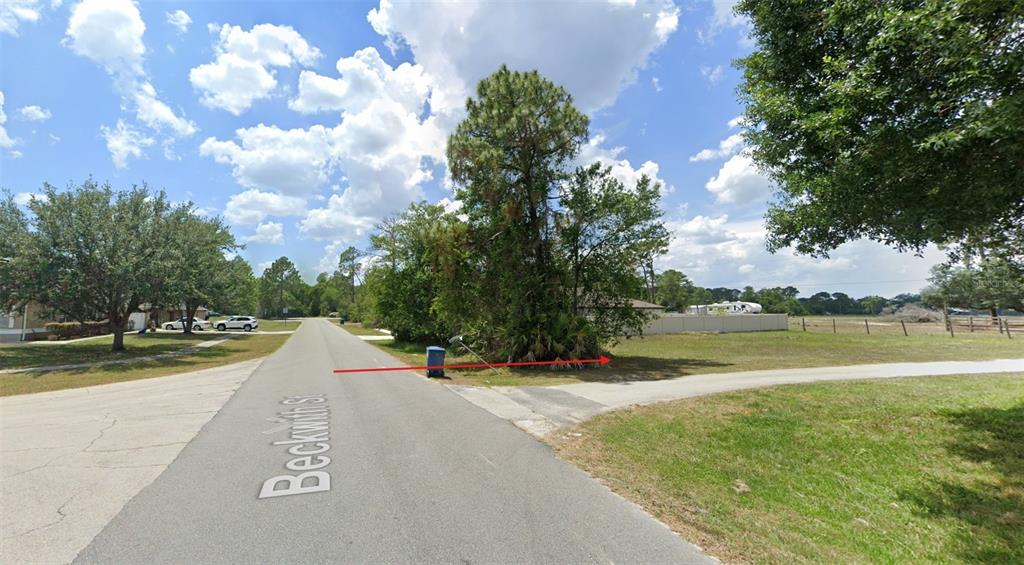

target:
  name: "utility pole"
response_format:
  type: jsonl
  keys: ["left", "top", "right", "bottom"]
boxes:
{"left": 20, "top": 302, "right": 28, "bottom": 342}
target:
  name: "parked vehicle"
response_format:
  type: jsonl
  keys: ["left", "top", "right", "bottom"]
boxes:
{"left": 215, "top": 316, "right": 259, "bottom": 332}
{"left": 163, "top": 317, "right": 212, "bottom": 331}
{"left": 685, "top": 301, "right": 763, "bottom": 315}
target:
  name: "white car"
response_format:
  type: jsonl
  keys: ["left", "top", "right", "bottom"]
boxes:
{"left": 215, "top": 316, "right": 259, "bottom": 332}
{"left": 164, "top": 317, "right": 212, "bottom": 331}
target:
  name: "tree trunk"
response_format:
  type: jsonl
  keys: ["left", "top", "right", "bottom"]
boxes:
{"left": 183, "top": 303, "right": 198, "bottom": 335}
{"left": 110, "top": 312, "right": 126, "bottom": 352}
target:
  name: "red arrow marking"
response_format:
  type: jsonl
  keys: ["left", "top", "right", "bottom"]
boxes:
{"left": 333, "top": 355, "right": 610, "bottom": 374}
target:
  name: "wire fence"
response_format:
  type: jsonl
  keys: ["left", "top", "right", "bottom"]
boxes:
{"left": 789, "top": 316, "right": 1021, "bottom": 338}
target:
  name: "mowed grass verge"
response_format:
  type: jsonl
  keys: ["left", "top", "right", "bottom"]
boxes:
{"left": 553, "top": 374, "right": 1024, "bottom": 564}
{"left": 0, "top": 334, "right": 290, "bottom": 396}
{"left": 208, "top": 318, "right": 300, "bottom": 332}
{"left": 368, "top": 331, "right": 1024, "bottom": 386}
{"left": 336, "top": 322, "right": 390, "bottom": 336}
{"left": 0, "top": 332, "right": 211, "bottom": 370}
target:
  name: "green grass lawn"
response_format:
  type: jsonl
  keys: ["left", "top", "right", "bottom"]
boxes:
{"left": 255, "top": 319, "right": 301, "bottom": 331}
{"left": 0, "top": 333, "right": 211, "bottom": 370}
{"left": 554, "top": 374, "right": 1024, "bottom": 564}
{"left": 368, "top": 331, "right": 1024, "bottom": 386}
{"left": 0, "top": 334, "right": 290, "bottom": 396}
{"left": 335, "top": 322, "right": 390, "bottom": 336}
{"left": 207, "top": 318, "right": 300, "bottom": 332}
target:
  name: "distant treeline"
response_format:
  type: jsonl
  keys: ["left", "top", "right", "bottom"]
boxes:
{"left": 651, "top": 270, "right": 920, "bottom": 316}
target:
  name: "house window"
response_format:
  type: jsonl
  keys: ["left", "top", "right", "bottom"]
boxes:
{"left": 7, "top": 314, "right": 14, "bottom": 329}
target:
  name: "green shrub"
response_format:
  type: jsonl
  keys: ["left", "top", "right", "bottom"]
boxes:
{"left": 44, "top": 321, "right": 111, "bottom": 339}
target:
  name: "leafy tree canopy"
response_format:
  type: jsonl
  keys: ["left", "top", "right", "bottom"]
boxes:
{"left": 5, "top": 180, "right": 176, "bottom": 350}
{"left": 162, "top": 207, "right": 238, "bottom": 333}
{"left": 258, "top": 256, "right": 303, "bottom": 318}
{"left": 737, "top": 0, "right": 1024, "bottom": 256}
{"left": 654, "top": 269, "right": 695, "bottom": 312}
{"left": 444, "top": 67, "right": 668, "bottom": 361}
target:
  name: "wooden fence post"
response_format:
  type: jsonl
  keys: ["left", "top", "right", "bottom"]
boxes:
{"left": 1006, "top": 319, "right": 1013, "bottom": 340}
{"left": 901, "top": 320, "right": 908, "bottom": 336}
{"left": 864, "top": 319, "right": 870, "bottom": 335}
{"left": 999, "top": 317, "right": 1004, "bottom": 334}
{"left": 949, "top": 319, "right": 955, "bottom": 338}
{"left": 802, "top": 317, "right": 806, "bottom": 332}
{"left": 969, "top": 316, "right": 974, "bottom": 333}
{"left": 833, "top": 318, "right": 837, "bottom": 334}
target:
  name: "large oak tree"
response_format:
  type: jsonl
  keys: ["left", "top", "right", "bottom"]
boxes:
{"left": 737, "top": 0, "right": 1024, "bottom": 256}
{"left": 10, "top": 181, "right": 175, "bottom": 351}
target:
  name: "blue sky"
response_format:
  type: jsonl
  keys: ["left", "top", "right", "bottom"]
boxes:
{"left": 0, "top": 0, "right": 943, "bottom": 297}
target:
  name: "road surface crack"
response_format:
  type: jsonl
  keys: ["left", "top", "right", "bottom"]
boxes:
{"left": 6, "top": 453, "right": 63, "bottom": 478}
{"left": 11, "top": 495, "right": 74, "bottom": 538}
{"left": 82, "top": 417, "right": 118, "bottom": 453}
{"left": 85, "top": 441, "right": 187, "bottom": 453}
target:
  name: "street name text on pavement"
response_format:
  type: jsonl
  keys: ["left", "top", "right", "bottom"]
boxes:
{"left": 258, "top": 394, "right": 333, "bottom": 499}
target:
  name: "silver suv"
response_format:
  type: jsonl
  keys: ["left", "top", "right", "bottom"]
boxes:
{"left": 215, "top": 316, "right": 259, "bottom": 332}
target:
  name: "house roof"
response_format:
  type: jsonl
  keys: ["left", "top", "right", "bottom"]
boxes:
{"left": 630, "top": 299, "right": 665, "bottom": 309}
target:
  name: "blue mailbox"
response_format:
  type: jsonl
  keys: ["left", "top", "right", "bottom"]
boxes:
{"left": 426, "top": 346, "right": 446, "bottom": 378}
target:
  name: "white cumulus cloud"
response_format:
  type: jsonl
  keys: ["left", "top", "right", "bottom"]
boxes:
{"left": 705, "top": 152, "right": 773, "bottom": 206}
{"left": 659, "top": 213, "right": 945, "bottom": 297}
{"left": 367, "top": 0, "right": 679, "bottom": 115}
{"left": 691, "top": 118, "right": 770, "bottom": 205}
{"left": 577, "top": 134, "right": 672, "bottom": 193}
{"left": 200, "top": 124, "right": 335, "bottom": 196}
{"left": 17, "top": 105, "right": 51, "bottom": 121}
{"left": 165, "top": 9, "right": 190, "bottom": 33}
{"left": 190, "top": 23, "right": 321, "bottom": 115}
{"left": 204, "top": 47, "right": 444, "bottom": 243}
{"left": 13, "top": 192, "right": 44, "bottom": 206}
{"left": 1, "top": 0, "right": 41, "bottom": 36}
{"left": 698, "top": 0, "right": 750, "bottom": 45}
{"left": 689, "top": 133, "right": 743, "bottom": 161}
{"left": 242, "top": 221, "right": 285, "bottom": 245}
{"left": 65, "top": 0, "right": 195, "bottom": 167}
{"left": 0, "top": 92, "right": 14, "bottom": 151}
{"left": 101, "top": 119, "right": 154, "bottom": 169}
{"left": 133, "top": 81, "right": 196, "bottom": 136}
{"left": 223, "top": 189, "right": 307, "bottom": 226}
{"left": 204, "top": 3, "right": 680, "bottom": 244}
{"left": 299, "top": 194, "right": 378, "bottom": 243}
{"left": 289, "top": 46, "right": 431, "bottom": 115}
{"left": 65, "top": 0, "right": 147, "bottom": 80}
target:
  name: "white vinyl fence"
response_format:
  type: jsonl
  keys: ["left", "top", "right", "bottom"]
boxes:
{"left": 639, "top": 313, "right": 789, "bottom": 335}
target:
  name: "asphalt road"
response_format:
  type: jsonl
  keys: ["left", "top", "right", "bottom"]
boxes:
{"left": 75, "top": 319, "right": 709, "bottom": 564}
